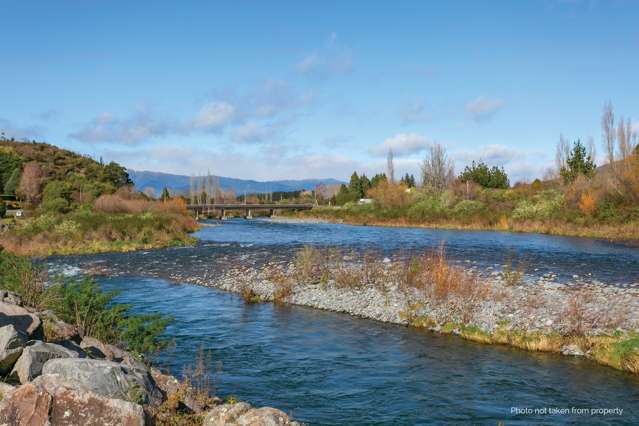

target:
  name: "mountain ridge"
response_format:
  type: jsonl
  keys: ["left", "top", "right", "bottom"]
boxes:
{"left": 128, "top": 169, "right": 344, "bottom": 196}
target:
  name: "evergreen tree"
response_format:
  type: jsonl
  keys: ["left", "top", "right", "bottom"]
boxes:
{"left": 459, "top": 161, "right": 509, "bottom": 189}
{"left": 560, "top": 140, "right": 596, "bottom": 183}
{"left": 160, "top": 187, "right": 171, "bottom": 202}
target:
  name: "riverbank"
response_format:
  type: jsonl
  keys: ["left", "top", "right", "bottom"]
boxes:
{"left": 121, "top": 246, "right": 639, "bottom": 377}
{"left": 0, "top": 209, "right": 199, "bottom": 256}
{"left": 283, "top": 208, "right": 639, "bottom": 246}
{"left": 0, "top": 288, "right": 299, "bottom": 425}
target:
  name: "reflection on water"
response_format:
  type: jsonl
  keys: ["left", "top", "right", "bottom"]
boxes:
{"left": 100, "top": 276, "right": 639, "bottom": 425}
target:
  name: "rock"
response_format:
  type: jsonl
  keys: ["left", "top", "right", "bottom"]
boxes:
{"left": 0, "top": 290, "right": 22, "bottom": 306}
{"left": 38, "top": 311, "right": 80, "bottom": 343}
{"left": 80, "top": 336, "right": 125, "bottom": 361}
{"left": 0, "top": 325, "right": 27, "bottom": 374}
{"left": 0, "top": 382, "right": 15, "bottom": 398}
{"left": 0, "top": 301, "right": 42, "bottom": 339}
{"left": 10, "top": 341, "right": 79, "bottom": 384}
{"left": 42, "top": 358, "right": 162, "bottom": 405}
{"left": 203, "top": 402, "right": 298, "bottom": 426}
{"left": 151, "top": 368, "right": 220, "bottom": 413}
{"left": 561, "top": 344, "right": 585, "bottom": 356}
{"left": 56, "top": 339, "right": 87, "bottom": 358}
{"left": 0, "top": 374, "right": 145, "bottom": 426}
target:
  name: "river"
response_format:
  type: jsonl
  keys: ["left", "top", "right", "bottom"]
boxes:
{"left": 47, "top": 219, "right": 639, "bottom": 424}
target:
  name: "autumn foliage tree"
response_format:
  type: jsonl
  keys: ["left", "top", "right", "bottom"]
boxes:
{"left": 17, "top": 162, "right": 43, "bottom": 206}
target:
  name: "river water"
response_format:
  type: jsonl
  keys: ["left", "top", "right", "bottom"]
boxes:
{"left": 48, "top": 219, "right": 639, "bottom": 424}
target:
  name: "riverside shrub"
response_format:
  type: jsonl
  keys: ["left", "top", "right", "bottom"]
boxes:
{"left": 512, "top": 190, "right": 564, "bottom": 221}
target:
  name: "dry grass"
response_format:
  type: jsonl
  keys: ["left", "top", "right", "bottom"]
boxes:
{"left": 94, "top": 190, "right": 188, "bottom": 215}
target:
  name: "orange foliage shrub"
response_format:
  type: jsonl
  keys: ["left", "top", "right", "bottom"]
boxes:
{"left": 578, "top": 191, "right": 596, "bottom": 216}
{"left": 367, "top": 182, "right": 413, "bottom": 209}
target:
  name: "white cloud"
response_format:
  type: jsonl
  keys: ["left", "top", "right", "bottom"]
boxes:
{"left": 453, "top": 144, "right": 519, "bottom": 164}
{"left": 295, "top": 33, "right": 353, "bottom": 77}
{"left": 192, "top": 102, "right": 236, "bottom": 131}
{"left": 452, "top": 144, "right": 552, "bottom": 183}
{"left": 0, "top": 117, "right": 44, "bottom": 140}
{"left": 69, "top": 110, "right": 175, "bottom": 144}
{"left": 465, "top": 96, "right": 504, "bottom": 122}
{"left": 370, "top": 133, "right": 429, "bottom": 157}
{"left": 231, "top": 121, "right": 278, "bottom": 144}
{"left": 400, "top": 99, "right": 430, "bottom": 124}
{"left": 632, "top": 121, "right": 639, "bottom": 133}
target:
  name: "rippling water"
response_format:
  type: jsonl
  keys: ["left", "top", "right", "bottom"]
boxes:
{"left": 46, "top": 219, "right": 639, "bottom": 424}
{"left": 99, "top": 276, "right": 639, "bottom": 425}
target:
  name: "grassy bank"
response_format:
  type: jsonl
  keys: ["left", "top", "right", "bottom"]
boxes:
{"left": 286, "top": 205, "right": 639, "bottom": 244}
{"left": 0, "top": 207, "right": 197, "bottom": 256}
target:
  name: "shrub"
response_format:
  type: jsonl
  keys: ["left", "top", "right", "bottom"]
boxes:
{"left": 368, "top": 181, "right": 413, "bottom": 209}
{"left": 512, "top": 190, "right": 564, "bottom": 221}
{"left": 407, "top": 197, "right": 447, "bottom": 221}
{"left": 452, "top": 200, "right": 486, "bottom": 220}
{"left": 0, "top": 250, "right": 46, "bottom": 307}
{"left": 45, "top": 278, "right": 173, "bottom": 355}
{"left": 578, "top": 192, "right": 596, "bottom": 216}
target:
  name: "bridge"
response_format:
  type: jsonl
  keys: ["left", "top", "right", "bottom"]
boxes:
{"left": 186, "top": 203, "right": 314, "bottom": 219}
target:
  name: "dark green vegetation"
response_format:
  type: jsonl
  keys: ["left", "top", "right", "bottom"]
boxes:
{"left": 0, "top": 138, "right": 197, "bottom": 255}
{"left": 459, "top": 161, "right": 509, "bottom": 189}
{"left": 0, "top": 249, "right": 172, "bottom": 357}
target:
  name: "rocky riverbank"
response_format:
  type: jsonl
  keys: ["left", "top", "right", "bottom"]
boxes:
{"left": 115, "top": 246, "right": 638, "bottom": 376}
{"left": 0, "top": 290, "right": 299, "bottom": 426}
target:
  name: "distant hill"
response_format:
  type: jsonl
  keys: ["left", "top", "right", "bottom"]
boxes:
{"left": 128, "top": 170, "right": 344, "bottom": 196}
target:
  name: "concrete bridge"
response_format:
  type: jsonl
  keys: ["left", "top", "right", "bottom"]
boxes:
{"left": 186, "top": 203, "right": 314, "bottom": 219}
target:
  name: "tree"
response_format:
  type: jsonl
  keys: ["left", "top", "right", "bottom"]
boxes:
{"left": 386, "top": 149, "right": 395, "bottom": 184}
{"left": 400, "top": 173, "right": 416, "bottom": 188}
{"left": 3, "top": 167, "right": 20, "bottom": 195}
{"left": 101, "top": 162, "right": 131, "bottom": 188}
{"left": 17, "top": 162, "right": 43, "bottom": 206}
{"left": 560, "top": 140, "right": 596, "bottom": 183}
{"left": 555, "top": 133, "right": 570, "bottom": 174}
{"left": 0, "top": 200, "right": 6, "bottom": 218}
{"left": 459, "top": 161, "right": 509, "bottom": 189}
{"left": 161, "top": 187, "right": 171, "bottom": 202}
{"left": 370, "top": 173, "right": 387, "bottom": 188}
{"left": 617, "top": 116, "right": 635, "bottom": 161}
{"left": 602, "top": 102, "right": 615, "bottom": 168}
{"left": 421, "top": 143, "right": 454, "bottom": 192}
{"left": 348, "top": 172, "right": 363, "bottom": 198}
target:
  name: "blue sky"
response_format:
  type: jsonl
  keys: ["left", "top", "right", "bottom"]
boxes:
{"left": 1, "top": 0, "right": 638, "bottom": 182}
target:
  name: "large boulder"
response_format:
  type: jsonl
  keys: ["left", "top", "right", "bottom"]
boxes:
{"left": 0, "top": 290, "right": 22, "bottom": 306}
{"left": 150, "top": 368, "right": 221, "bottom": 413}
{"left": 0, "top": 324, "right": 27, "bottom": 374}
{"left": 0, "top": 301, "right": 42, "bottom": 339}
{"left": 80, "top": 336, "right": 125, "bottom": 361}
{"left": 0, "top": 374, "right": 145, "bottom": 426}
{"left": 203, "top": 402, "right": 299, "bottom": 426}
{"left": 38, "top": 310, "right": 80, "bottom": 343}
{"left": 10, "top": 341, "right": 78, "bottom": 384}
{"left": 42, "top": 358, "right": 163, "bottom": 405}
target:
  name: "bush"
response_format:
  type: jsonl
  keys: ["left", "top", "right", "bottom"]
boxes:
{"left": 452, "top": 200, "right": 486, "bottom": 220}
{"left": 45, "top": 278, "right": 173, "bottom": 355}
{"left": 368, "top": 181, "right": 413, "bottom": 209}
{"left": 0, "top": 199, "right": 6, "bottom": 218}
{"left": 0, "top": 250, "right": 45, "bottom": 307}
{"left": 512, "top": 190, "right": 564, "bottom": 221}
{"left": 407, "top": 197, "right": 447, "bottom": 221}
